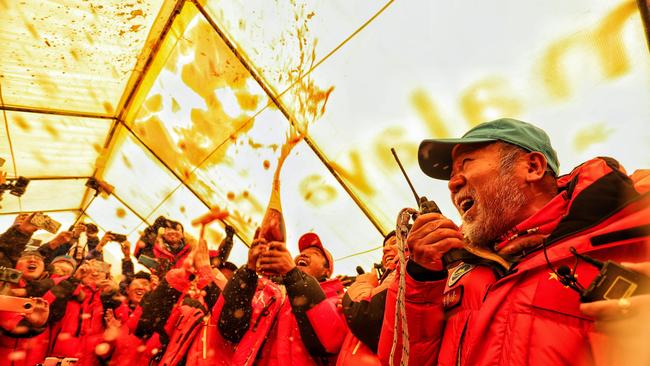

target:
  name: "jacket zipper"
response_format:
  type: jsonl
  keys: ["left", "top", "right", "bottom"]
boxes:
{"left": 251, "top": 296, "right": 276, "bottom": 332}
{"left": 456, "top": 320, "right": 469, "bottom": 366}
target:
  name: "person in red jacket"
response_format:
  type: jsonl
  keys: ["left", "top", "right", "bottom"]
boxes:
{"left": 219, "top": 232, "right": 346, "bottom": 366}
{"left": 337, "top": 231, "right": 399, "bottom": 366}
{"left": 119, "top": 236, "right": 228, "bottom": 366}
{"left": 378, "top": 118, "right": 650, "bottom": 366}
{"left": 0, "top": 295, "right": 50, "bottom": 366}
{"left": 49, "top": 259, "right": 110, "bottom": 366}
{"left": 0, "top": 249, "right": 79, "bottom": 366}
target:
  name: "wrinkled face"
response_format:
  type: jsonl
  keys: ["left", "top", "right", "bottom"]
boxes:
{"left": 294, "top": 247, "right": 329, "bottom": 279}
{"left": 52, "top": 261, "right": 75, "bottom": 276}
{"left": 382, "top": 236, "right": 399, "bottom": 269}
{"left": 448, "top": 143, "right": 528, "bottom": 247}
{"left": 16, "top": 255, "right": 45, "bottom": 280}
{"left": 162, "top": 225, "right": 183, "bottom": 248}
{"left": 127, "top": 278, "right": 151, "bottom": 304}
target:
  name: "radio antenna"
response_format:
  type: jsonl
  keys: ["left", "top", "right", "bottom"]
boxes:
{"left": 391, "top": 147, "right": 421, "bottom": 205}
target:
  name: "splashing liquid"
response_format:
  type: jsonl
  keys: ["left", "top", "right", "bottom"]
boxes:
{"left": 256, "top": 128, "right": 303, "bottom": 243}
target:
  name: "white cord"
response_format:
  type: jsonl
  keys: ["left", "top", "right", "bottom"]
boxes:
{"left": 389, "top": 208, "right": 417, "bottom": 366}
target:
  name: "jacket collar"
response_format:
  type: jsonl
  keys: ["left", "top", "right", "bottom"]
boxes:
{"left": 493, "top": 157, "right": 637, "bottom": 257}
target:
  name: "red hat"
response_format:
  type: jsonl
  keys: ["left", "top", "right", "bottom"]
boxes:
{"left": 298, "top": 232, "right": 334, "bottom": 276}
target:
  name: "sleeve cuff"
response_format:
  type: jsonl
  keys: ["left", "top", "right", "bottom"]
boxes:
{"left": 406, "top": 260, "right": 448, "bottom": 282}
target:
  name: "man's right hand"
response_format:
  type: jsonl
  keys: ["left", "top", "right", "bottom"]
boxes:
{"left": 120, "top": 240, "right": 131, "bottom": 258}
{"left": 15, "top": 213, "right": 39, "bottom": 235}
{"left": 355, "top": 272, "right": 379, "bottom": 288}
{"left": 406, "top": 212, "right": 464, "bottom": 271}
{"left": 246, "top": 238, "right": 268, "bottom": 271}
{"left": 71, "top": 223, "right": 86, "bottom": 239}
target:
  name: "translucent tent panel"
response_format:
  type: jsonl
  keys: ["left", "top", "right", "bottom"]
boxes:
{"left": 0, "top": 0, "right": 164, "bottom": 114}
{"left": 0, "top": 178, "right": 87, "bottom": 214}
{"left": 188, "top": 106, "right": 293, "bottom": 242}
{"left": 0, "top": 111, "right": 15, "bottom": 177}
{"left": 4, "top": 111, "right": 113, "bottom": 177}
{"left": 101, "top": 127, "right": 179, "bottom": 218}
{"left": 127, "top": 1, "right": 269, "bottom": 182}
{"left": 273, "top": 142, "right": 384, "bottom": 274}
{"left": 83, "top": 194, "right": 144, "bottom": 237}
{"left": 278, "top": 0, "right": 650, "bottom": 230}
{"left": 144, "top": 184, "right": 249, "bottom": 266}
{"left": 202, "top": 0, "right": 392, "bottom": 96}
{"left": 189, "top": 103, "right": 383, "bottom": 274}
{"left": 0, "top": 210, "right": 81, "bottom": 244}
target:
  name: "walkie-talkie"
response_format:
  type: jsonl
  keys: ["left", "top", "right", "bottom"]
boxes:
{"left": 391, "top": 148, "right": 511, "bottom": 271}
{"left": 391, "top": 148, "right": 471, "bottom": 268}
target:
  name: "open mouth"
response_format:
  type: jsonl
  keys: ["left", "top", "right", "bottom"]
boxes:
{"left": 296, "top": 257, "right": 309, "bottom": 267}
{"left": 27, "top": 264, "right": 38, "bottom": 271}
{"left": 134, "top": 290, "right": 145, "bottom": 296}
{"left": 383, "top": 255, "right": 395, "bottom": 264}
{"left": 457, "top": 197, "right": 475, "bottom": 215}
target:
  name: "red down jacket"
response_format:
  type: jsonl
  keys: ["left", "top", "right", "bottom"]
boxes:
{"left": 0, "top": 275, "right": 74, "bottom": 366}
{"left": 378, "top": 157, "right": 650, "bottom": 366}
{"left": 49, "top": 283, "right": 105, "bottom": 366}
{"left": 220, "top": 268, "right": 346, "bottom": 366}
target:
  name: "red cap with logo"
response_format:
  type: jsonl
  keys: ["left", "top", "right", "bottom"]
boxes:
{"left": 298, "top": 232, "right": 334, "bottom": 276}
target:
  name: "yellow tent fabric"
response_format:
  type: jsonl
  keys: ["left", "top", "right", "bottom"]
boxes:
{"left": 1, "top": 0, "right": 649, "bottom": 276}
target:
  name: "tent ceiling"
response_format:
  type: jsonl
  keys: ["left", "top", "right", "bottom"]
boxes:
{"left": 1, "top": 0, "right": 649, "bottom": 275}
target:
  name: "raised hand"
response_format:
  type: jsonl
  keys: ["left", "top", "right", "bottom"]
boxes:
{"left": 406, "top": 212, "right": 464, "bottom": 271}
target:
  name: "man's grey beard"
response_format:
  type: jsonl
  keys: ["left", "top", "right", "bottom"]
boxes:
{"left": 461, "top": 173, "right": 528, "bottom": 248}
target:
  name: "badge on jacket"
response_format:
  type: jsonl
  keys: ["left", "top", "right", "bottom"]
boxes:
{"left": 448, "top": 263, "right": 475, "bottom": 287}
{"left": 443, "top": 286, "right": 463, "bottom": 310}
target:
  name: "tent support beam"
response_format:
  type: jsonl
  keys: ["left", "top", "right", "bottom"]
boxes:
{"left": 116, "top": 120, "right": 249, "bottom": 245}
{"left": 0, "top": 105, "right": 114, "bottom": 120}
{"left": 194, "top": 0, "right": 389, "bottom": 236}
{"left": 115, "top": 0, "right": 187, "bottom": 122}
{"left": 0, "top": 208, "right": 81, "bottom": 216}
{"left": 22, "top": 176, "right": 89, "bottom": 181}
{"left": 110, "top": 191, "right": 154, "bottom": 227}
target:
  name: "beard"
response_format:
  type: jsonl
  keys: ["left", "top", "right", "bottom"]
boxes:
{"left": 461, "top": 173, "right": 528, "bottom": 248}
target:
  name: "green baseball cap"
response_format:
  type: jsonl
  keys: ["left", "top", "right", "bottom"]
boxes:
{"left": 418, "top": 118, "right": 559, "bottom": 180}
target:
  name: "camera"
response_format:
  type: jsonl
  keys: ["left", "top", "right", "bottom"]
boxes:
{"left": 0, "top": 267, "right": 23, "bottom": 284}
{"left": 138, "top": 254, "right": 160, "bottom": 272}
{"left": 10, "top": 177, "right": 30, "bottom": 196}
{"left": 0, "top": 176, "right": 31, "bottom": 203}
{"left": 40, "top": 357, "right": 78, "bottom": 366}
{"left": 107, "top": 232, "right": 127, "bottom": 242}
{"left": 0, "top": 295, "right": 35, "bottom": 313}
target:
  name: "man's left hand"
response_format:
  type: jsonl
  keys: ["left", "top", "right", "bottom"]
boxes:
{"left": 257, "top": 242, "right": 295, "bottom": 276}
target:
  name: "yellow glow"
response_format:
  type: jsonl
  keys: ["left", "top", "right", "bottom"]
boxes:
{"left": 0, "top": 0, "right": 164, "bottom": 114}
{"left": 4, "top": 112, "right": 112, "bottom": 177}
{"left": 0, "top": 0, "right": 648, "bottom": 277}
{"left": 540, "top": 1, "right": 638, "bottom": 100}
{"left": 127, "top": 3, "right": 269, "bottom": 184}
{"left": 101, "top": 127, "right": 179, "bottom": 217}
{"left": 573, "top": 123, "right": 614, "bottom": 153}
{"left": 0, "top": 179, "right": 86, "bottom": 213}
